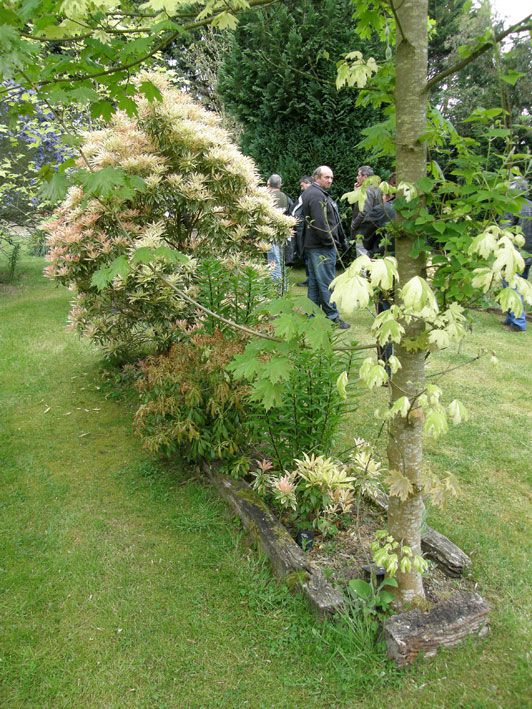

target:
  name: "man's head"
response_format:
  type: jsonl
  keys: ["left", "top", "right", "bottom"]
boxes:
{"left": 313, "top": 166, "right": 334, "bottom": 190}
{"left": 384, "top": 172, "right": 396, "bottom": 202}
{"left": 355, "top": 165, "right": 374, "bottom": 187}
{"left": 267, "top": 174, "right": 282, "bottom": 190}
{"left": 299, "top": 175, "right": 312, "bottom": 192}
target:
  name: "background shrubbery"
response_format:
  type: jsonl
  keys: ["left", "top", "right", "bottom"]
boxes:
{"left": 217, "top": 0, "right": 386, "bottom": 201}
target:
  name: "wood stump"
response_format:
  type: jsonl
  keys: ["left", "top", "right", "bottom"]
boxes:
{"left": 384, "top": 591, "right": 490, "bottom": 666}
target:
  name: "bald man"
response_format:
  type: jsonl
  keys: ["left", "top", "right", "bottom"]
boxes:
{"left": 300, "top": 166, "right": 350, "bottom": 329}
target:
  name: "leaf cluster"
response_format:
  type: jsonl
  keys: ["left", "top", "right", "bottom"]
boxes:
{"left": 371, "top": 530, "right": 429, "bottom": 578}
{"left": 252, "top": 453, "right": 363, "bottom": 538}
{"left": 134, "top": 328, "right": 252, "bottom": 473}
{"left": 228, "top": 296, "right": 359, "bottom": 471}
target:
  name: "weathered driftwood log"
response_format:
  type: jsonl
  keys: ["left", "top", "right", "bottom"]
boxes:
{"left": 384, "top": 591, "right": 490, "bottom": 666}
{"left": 205, "top": 466, "right": 345, "bottom": 619}
{"left": 364, "top": 488, "right": 471, "bottom": 577}
{"left": 421, "top": 527, "right": 471, "bottom": 577}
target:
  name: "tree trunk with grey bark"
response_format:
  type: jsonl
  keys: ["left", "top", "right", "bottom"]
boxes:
{"left": 388, "top": 0, "right": 429, "bottom": 604}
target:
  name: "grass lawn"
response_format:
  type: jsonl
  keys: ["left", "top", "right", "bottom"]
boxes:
{"left": 1, "top": 255, "right": 530, "bottom": 707}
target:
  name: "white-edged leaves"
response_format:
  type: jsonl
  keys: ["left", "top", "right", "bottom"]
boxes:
{"left": 470, "top": 224, "right": 532, "bottom": 316}
{"left": 336, "top": 51, "right": 379, "bottom": 90}
{"left": 330, "top": 255, "right": 398, "bottom": 317}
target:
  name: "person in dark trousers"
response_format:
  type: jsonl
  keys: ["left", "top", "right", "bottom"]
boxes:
{"left": 501, "top": 179, "right": 532, "bottom": 332}
{"left": 292, "top": 175, "right": 312, "bottom": 286}
{"left": 267, "top": 174, "right": 293, "bottom": 292}
{"left": 300, "top": 165, "right": 350, "bottom": 329}
{"left": 350, "top": 165, "right": 383, "bottom": 259}
{"left": 362, "top": 175, "right": 397, "bottom": 363}
{"left": 361, "top": 173, "right": 397, "bottom": 258}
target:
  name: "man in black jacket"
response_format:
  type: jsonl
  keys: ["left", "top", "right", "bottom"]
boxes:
{"left": 300, "top": 166, "right": 350, "bottom": 329}
{"left": 350, "top": 165, "right": 383, "bottom": 258}
{"left": 291, "top": 175, "right": 312, "bottom": 285}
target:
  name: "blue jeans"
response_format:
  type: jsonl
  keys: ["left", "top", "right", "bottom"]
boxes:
{"left": 267, "top": 242, "right": 285, "bottom": 293}
{"left": 505, "top": 260, "right": 530, "bottom": 331}
{"left": 306, "top": 247, "right": 339, "bottom": 320}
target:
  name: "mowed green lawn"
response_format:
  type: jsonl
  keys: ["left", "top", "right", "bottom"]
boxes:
{"left": 0, "top": 256, "right": 530, "bottom": 707}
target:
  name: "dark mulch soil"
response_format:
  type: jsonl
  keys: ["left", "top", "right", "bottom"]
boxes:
{"left": 306, "top": 504, "right": 474, "bottom": 603}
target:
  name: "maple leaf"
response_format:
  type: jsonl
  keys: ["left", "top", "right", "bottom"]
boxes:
{"left": 386, "top": 470, "right": 414, "bottom": 502}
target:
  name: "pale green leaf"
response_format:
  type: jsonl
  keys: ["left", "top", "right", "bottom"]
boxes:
{"left": 386, "top": 469, "right": 413, "bottom": 501}
{"left": 336, "top": 371, "right": 348, "bottom": 400}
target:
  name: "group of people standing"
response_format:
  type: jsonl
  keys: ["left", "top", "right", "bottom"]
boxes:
{"left": 268, "top": 168, "right": 531, "bottom": 334}
{"left": 267, "top": 165, "right": 395, "bottom": 330}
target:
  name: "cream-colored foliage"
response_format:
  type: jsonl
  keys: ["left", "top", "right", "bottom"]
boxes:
{"left": 359, "top": 357, "right": 388, "bottom": 389}
{"left": 447, "top": 399, "right": 469, "bottom": 425}
{"left": 336, "top": 51, "right": 379, "bottom": 90}
{"left": 400, "top": 276, "right": 439, "bottom": 318}
{"left": 330, "top": 272, "right": 372, "bottom": 313}
{"left": 470, "top": 224, "right": 532, "bottom": 313}
{"left": 45, "top": 70, "right": 292, "bottom": 357}
{"left": 397, "top": 181, "right": 417, "bottom": 202}
{"left": 336, "top": 371, "right": 348, "bottom": 400}
{"left": 368, "top": 256, "right": 397, "bottom": 291}
{"left": 293, "top": 453, "right": 355, "bottom": 491}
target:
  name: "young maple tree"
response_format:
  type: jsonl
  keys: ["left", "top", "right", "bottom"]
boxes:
{"left": 330, "top": 0, "right": 531, "bottom": 603}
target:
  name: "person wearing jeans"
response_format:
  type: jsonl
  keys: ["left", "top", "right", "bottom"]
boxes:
{"left": 502, "top": 180, "right": 532, "bottom": 332}
{"left": 266, "top": 242, "right": 283, "bottom": 285}
{"left": 292, "top": 175, "right": 313, "bottom": 287}
{"left": 267, "top": 173, "right": 293, "bottom": 294}
{"left": 306, "top": 247, "right": 340, "bottom": 320}
{"left": 300, "top": 166, "right": 350, "bottom": 329}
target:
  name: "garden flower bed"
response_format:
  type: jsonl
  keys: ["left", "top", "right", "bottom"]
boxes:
{"left": 207, "top": 464, "right": 490, "bottom": 666}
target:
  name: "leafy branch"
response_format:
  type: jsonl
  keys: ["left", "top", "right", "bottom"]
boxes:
{"left": 425, "top": 13, "right": 532, "bottom": 92}
{"left": 5, "top": 0, "right": 277, "bottom": 91}
{"left": 150, "top": 266, "right": 282, "bottom": 343}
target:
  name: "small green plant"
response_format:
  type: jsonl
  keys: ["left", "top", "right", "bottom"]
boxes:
{"left": 28, "top": 228, "right": 49, "bottom": 256}
{"left": 347, "top": 576, "right": 398, "bottom": 632}
{"left": 0, "top": 231, "right": 21, "bottom": 283}
{"left": 228, "top": 295, "right": 359, "bottom": 471}
{"left": 196, "top": 256, "right": 275, "bottom": 333}
{"left": 371, "top": 530, "right": 429, "bottom": 577}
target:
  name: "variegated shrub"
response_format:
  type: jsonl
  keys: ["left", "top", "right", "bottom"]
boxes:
{"left": 44, "top": 71, "right": 293, "bottom": 359}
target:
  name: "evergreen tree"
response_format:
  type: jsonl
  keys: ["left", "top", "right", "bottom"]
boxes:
{"left": 217, "top": 0, "right": 385, "bottom": 201}
{"left": 430, "top": 0, "right": 531, "bottom": 146}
